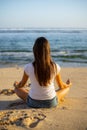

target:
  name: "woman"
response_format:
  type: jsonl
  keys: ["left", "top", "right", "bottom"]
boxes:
{"left": 14, "top": 37, "right": 72, "bottom": 108}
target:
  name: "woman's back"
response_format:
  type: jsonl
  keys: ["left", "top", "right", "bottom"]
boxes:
{"left": 24, "top": 63, "right": 60, "bottom": 100}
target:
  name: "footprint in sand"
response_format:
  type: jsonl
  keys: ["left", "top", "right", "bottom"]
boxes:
{"left": 0, "top": 110, "right": 46, "bottom": 129}
{"left": 0, "top": 89, "right": 15, "bottom": 95}
{"left": 0, "top": 88, "right": 30, "bottom": 96}
{"left": 29, "top": 113, "right": 46, "bottom": 128}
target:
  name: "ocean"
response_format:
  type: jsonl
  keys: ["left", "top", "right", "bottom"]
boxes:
{"left": 0, "top": 28, "right": 87, "bottom": 68}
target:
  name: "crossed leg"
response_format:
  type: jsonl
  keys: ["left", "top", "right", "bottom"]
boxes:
{"left": 56, "top": 87, "right": 70, "bottom": 102}
{"left": 14, "top": 88, "right": 29, "bottom": 102}
{"left": 15, "top": 87, "right": 70, "bottom": 103}
{"left": 14, "top": 85, "right": 70, "bottom": 104}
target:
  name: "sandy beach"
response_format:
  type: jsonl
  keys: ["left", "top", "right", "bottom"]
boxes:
{"left": 0, "top": 67, "right": 87, "bottom": 130}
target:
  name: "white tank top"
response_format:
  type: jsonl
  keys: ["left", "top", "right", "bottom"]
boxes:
{"left": 24, "top": 63, "right": 61, "bottom": 100}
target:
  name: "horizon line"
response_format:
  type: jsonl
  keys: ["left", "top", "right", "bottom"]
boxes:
{"left": 0, "top": 27, "right": 87, "bottom": 30}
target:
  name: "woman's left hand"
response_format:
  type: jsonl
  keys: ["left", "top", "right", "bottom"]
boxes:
{"left": 14, "top": 81, "right": 19, "bottom": 88}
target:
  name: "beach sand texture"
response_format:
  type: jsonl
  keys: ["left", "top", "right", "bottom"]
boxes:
{"left": 0, "top": 67, "right": 87, "bottom": 130}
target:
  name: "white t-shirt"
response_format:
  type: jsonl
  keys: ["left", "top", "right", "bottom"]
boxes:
{"left": 24, "top": 63, "right": 61, "bottom": 100}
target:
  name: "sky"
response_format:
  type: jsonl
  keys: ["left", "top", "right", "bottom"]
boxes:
{"left": 0, "top": 0, "right": 87, "bottom": 29}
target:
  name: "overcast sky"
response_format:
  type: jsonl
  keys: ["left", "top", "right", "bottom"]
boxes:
{"left": 0, "top": 0, "right": 87, "bottom": 28}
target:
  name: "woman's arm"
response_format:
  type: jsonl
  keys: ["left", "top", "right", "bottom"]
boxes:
{"left": 14, "top": 71, "right": 29, "bottom": 88}
{"left": 55, "top": 73, "right": 72, "bottom": 89}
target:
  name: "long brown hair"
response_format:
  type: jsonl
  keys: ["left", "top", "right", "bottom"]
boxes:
{"left": 33, "top": 37, "right": 56, "bottom": 86}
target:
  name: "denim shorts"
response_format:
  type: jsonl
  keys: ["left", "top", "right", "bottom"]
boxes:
{"left": 26, "top": 95, "right": 58, "bottom": 108}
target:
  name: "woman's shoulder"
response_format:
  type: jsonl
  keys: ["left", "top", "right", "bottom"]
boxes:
{"left": 25, "top": 63, "right": 33, "bottom": 67}
{"left": 24, "top": 63, "right": 33, "bottom": 71}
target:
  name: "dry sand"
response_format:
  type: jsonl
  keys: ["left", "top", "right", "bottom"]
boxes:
{"left": 0, "top": 67, "right": 87, "bottom": 130}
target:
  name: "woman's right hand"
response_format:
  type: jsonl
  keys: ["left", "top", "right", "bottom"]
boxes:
{"left": 65, "top": 79, "right": 72, "bottom": 87}
{"left": 55, "top": 73, "right": 72, "bottom": 89}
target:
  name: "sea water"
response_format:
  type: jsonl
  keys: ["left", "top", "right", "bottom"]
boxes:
{"left": 0, "top": 28, "right": 87, "bottom": 67}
